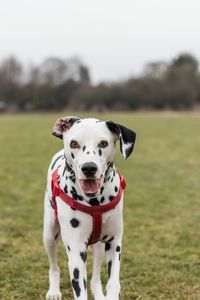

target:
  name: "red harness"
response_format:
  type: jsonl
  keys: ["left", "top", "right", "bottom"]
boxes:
{"left": 51, "top": 167, "right": 126, "bottom": 245}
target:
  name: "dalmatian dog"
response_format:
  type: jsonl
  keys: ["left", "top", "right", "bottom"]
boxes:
{"left": 43, "top": 116, "right": 136, "bottom": 300}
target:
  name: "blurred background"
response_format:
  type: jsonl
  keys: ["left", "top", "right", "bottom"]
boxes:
{"left": 0, "top": 0, "right": 200, "bottom": 113}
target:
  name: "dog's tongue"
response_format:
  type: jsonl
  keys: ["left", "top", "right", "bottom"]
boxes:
{"left": 79, "top": 179, "right": 100, "bottom": 194}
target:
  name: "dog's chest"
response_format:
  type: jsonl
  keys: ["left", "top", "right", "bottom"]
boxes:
{"left": 56, "top": 196, "right": 123, "bottom": 245}
{"left": 54, "top": 161, "right": 123, "bottom": 243}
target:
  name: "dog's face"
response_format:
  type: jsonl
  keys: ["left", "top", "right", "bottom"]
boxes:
{"left": 52, "top": 117, "right": 136, "bottom": 196}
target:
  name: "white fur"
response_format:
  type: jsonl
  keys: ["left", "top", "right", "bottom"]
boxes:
{"left": 43, "top": 118, "right": 125, "bottom": 300}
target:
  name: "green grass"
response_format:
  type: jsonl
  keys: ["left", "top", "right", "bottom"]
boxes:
{"left": 0, "top": 112, "right": 200, "bottom": 299}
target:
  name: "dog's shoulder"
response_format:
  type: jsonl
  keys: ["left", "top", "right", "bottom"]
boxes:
{"left": 50, "top": 149, "right": 65, "bottom": 170}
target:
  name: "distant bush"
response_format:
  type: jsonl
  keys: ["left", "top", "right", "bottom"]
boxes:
{"left": 0, "top": 53, "right": 200, "bottom": 111}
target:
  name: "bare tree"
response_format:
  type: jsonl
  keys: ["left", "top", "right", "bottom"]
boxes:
{"left": 0, "top": 56, "right": 23, "bottom": 105}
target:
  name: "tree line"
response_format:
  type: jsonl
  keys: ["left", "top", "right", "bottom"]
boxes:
{"left": 0, "top": 53, "right": 200, "bottom": 111}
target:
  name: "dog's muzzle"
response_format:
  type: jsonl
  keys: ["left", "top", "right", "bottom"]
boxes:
{"left": 80, "top": 162, "right": 102, "bottom": 195}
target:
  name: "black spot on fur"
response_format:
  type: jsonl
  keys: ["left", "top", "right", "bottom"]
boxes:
{"left": 71, "top": 186, "right": 83, "bottom": 201}
{"left": 115, "top": 186, "right": 118, "bottom": 192}
{"left": 93, "top": 151, "right": 96, "bottom": 155}
{"left": 83, "top": 278, "right": 87, "bottom": 290}
{"left": 100, "top": 196, "right": 105, "bottom": 203}
{"left": 69, "top": 175, "right": 76, "bottom": 183}
{"left": 107, "top": 260, "right": 112, "bottom": 278}
{"left": 100, "top": 186, "right": 104, "bottom": 194}
{"left": 71, "top": 153, "right": 74, "bottom": 159}
{"left": 70, "top": 218, "right": 80, "bottom": 228}
{"left": 69, "top": 117, "right": 80, "bottom": 127}
{"left": 109, "top": 195, "right": 114, "bottom": 201}
{"left": 71, "top": 207, "right": 76, "bottom": 211}
{"left": 70, "top": 188, "right": 81, "bottom": 200}
{"left": 83, "top": 145, "right": 86, "bottom": 152}
{"left": 54, "top": 232, "right": 59, "bottom": 240}
{"left": 62, "top": 166, "right": 66, "bottom": 176}
{"left": 111, "top": 177, "right": 113, "bottom": 182}
{"left": 107, "top": 161, "right": 111, "bottom": 166}
{"left": 73, "top": 268, "right": 79, "bottom": 280}
{"left": 67, "top": 245, "right": 71, "bottom": 251}
{"left": 116, "top": 246, "right": 121, "bottom": 252}
{"left": 76, "top": 120, "right": 81, "bottom": 124}
{"left": 86, "top": 151, "right": 90, "bottom": 154}
{"left": 105, "top": 243, "right": 111, "bottom": 251}
{"left": 98, "top": 149, "right": 102, "bottom": 156}
{"left": 107, "top": 237, "right": 114, "bottom": 243}
{"left": 72, "top": 279, "right": 81, "bottom": 297}
{"left": 65, "top": 161, "right": 75, "bottom": 175}
{"left": 80, "top": 251, "right": 87, "bottom": 262}
{"left": 89, "top": 198, "right": 99, "bottom": 206}
{"left": 71, "top": 189, "right": 77, "bottom": 200}
{"left": 64, "top": 185, "right": 68, "bottom": 194}
{"left": 119, "top": 253, "right": 121, "bottom": 261}
{"left": 51, "top": 155, "right": 63, "bottom": 170}
{"left": 77, "top": 195, "right": 83, "bottom": 201}
{"left": 71, "top": 187, "right": 79, "bottom": 200}
{"left": 102, "top": 235, "right": 107, "bottom": 240}
{"left": 49, "top": 198, "right": 54, "bottom": 209}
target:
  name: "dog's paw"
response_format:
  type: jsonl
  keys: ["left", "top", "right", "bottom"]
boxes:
{"left": 105, "top": 292, "right": 120, "bottom": 300}
{"left": 46, "top": 290, "right": 62, "bottom": 300}
{"left": 91, "top": 291, "right": 105, "bottom": 300}
{"left": 93, "top": 296, "right": 105, "bottom": 300}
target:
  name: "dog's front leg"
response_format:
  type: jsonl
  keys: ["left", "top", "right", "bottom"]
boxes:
{"left": 67, "top": 245, "right": 88, "bottom": 300}
{"left": 90, "top": 242, "right": 105, "bottom": 300}
{"left": 43, "top": 192, "right": 62, "bottom": 300}
{"left": 105, "top": 238, "right": 122, "bottom": 300}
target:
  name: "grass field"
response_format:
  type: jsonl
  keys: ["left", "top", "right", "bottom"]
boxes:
{"left": 0, "top": 112, "right": 200, "bottom": 300}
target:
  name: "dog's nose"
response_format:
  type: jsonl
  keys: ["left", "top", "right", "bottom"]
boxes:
{"left": 81, "top": 162, "right": 98, "bottom": 177}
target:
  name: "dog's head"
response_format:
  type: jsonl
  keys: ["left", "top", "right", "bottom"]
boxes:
{"left": 52, "top": 116, "right": 136, "bottom": 196}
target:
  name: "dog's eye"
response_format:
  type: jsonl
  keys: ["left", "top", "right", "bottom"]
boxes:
{"left": 98, "top": 140, "right": 108, "bottom": 148}
{"left": 70, "top": 140, "right": 80, "bottom": 149}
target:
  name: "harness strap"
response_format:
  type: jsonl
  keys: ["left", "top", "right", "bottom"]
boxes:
{"left": 90, "top": 213, "right": 102, "bottom": 244}
{"left": 51, "top": 167, "right": 126, "bottom": 245}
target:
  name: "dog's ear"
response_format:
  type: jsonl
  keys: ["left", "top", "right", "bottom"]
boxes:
{"left": 106, "top": 121, "right": 136, "bottom": 159}
{"left": 52, "top": 116, "right": 80, "bottom": 139}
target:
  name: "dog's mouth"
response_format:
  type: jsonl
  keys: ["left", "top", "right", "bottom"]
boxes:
{"left": 79, "top": 176, "right": 103, "bottom": 195}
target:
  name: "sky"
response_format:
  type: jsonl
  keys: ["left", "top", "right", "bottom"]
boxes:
{"left": 0, "top": 0, "right": 200, "bottom": 83}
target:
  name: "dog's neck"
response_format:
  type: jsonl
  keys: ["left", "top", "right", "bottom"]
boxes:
{"left": 58, "top": 158, "right": 120, "bottom": 206}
